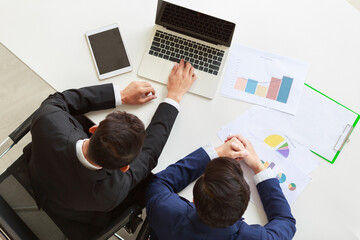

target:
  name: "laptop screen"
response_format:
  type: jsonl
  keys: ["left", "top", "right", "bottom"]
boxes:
{"left": 155, "top": 0, "right": 236, "bottom": 47}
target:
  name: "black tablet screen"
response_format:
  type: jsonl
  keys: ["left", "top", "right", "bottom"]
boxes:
{"left": 88, "top": 28, "right": 130, "bottom": 74}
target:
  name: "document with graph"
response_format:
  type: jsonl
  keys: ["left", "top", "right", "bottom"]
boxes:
{"left": 217, "top": 109, "right": 316, "bottom": 206}
{"left": 220, "top": 43, "right": 309, "bottom": 114}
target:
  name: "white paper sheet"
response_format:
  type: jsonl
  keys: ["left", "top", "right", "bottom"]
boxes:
{"left": 220, "top": 43, "right": 309, "bottom": 115}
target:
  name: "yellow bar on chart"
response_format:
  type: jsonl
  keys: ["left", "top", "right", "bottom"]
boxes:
{"left": 255, "top": 85, "right": 268, "bottom": 97}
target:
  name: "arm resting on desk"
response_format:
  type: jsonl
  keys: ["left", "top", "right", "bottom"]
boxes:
{"left": 257, "top": 178, "right": 296, "bottom": 239}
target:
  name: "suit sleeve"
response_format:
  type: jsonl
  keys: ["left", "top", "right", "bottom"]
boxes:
{"left": 36, "top": 83, "right": 115, "bottom": 117}
{"left": 254, "top": 179, "right": 296, "bottom": 239}
{"left": 145, "top": 148, "right": 210, "bottom": 234}
{"left": 146, "top": 147, "right": 210, "bottom": 209}
{"left": 124, "top": 102, "right": 179, "bottom": 191}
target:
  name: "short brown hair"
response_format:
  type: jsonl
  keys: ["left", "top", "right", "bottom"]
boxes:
{"left": 88, "top": 111, "right": 145, "bottom": 169}
{"left": 193, "top": 157, "right": 250, "bottom": 228}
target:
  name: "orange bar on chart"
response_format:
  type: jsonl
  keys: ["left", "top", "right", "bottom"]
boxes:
{"left": 266, "top": 77, "right": 282, "bottom": 100}
{"left": 234, "top": 77, "right": 247, "bottom": 91}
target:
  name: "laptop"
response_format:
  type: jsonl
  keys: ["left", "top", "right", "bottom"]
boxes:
{"left": 138, "top": 0, "right": 236, "bottom": 99}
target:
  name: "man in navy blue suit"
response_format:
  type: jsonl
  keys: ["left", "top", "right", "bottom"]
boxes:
{"left": 146, "top": 135, "right": 296, "bottom": 240}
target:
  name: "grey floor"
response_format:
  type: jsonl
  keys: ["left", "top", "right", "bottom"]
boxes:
{"left": 0, "top": 43, "right": 143, "bottom": 239}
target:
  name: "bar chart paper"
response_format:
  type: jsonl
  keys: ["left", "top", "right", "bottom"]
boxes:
{"left": 220, "top": 44, "right": 309, "bottom": 114}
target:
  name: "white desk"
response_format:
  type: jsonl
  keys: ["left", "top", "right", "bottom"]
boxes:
{"left": 1, "top": 0, "right": 360, "bottom": 239}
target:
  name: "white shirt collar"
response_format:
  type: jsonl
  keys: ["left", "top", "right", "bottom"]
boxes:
{"left": 76, "top": 139, "right": 102, "bottom": 171}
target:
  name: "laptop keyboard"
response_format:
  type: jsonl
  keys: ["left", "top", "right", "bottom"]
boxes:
{"left": 149, "top": 30, "right": 225, "bottom": 76}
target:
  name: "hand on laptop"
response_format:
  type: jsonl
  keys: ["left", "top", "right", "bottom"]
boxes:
{"left": 120, "top": 81, "right": 157, "bottom": 105}
{"left": 166, "top": 59, "right": 197, "bottom": 103}
{"left": 226, "top": 135, "right": 265, "bottom": 174}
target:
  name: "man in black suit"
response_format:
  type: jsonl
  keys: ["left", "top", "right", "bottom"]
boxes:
{"left": 28, "top": 60, "right": 196, "bottom": 238}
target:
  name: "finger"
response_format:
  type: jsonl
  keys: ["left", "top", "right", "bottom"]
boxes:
{"left": 178, "top": 59, "right": 185, "bottom": 73}
{"left": 236, "top": 135, "right": 250, "bottom": 147}
{"left": 232, "top": 149, "right": 249, "bottom": 159}
{"left": 189, "top": 66, "right": 195, "bottom": 76}
{"left": 191, "top": 73, "right": 197, "bottom": 82}
{"left": 184, "top": 62, "right": 192, "bottom": 75}
{"left": 227, "top": 135, "right": 244, "bottom": 145}
{"left": 231, "top": 142, "right": 242, "bottom": 151}
{"left": 231, "top": 140, "right": 245, "bottom": 150}
{"left": 140, "top": 95, "right": 157, "bottom": 103}
{"left": 170, "top": 62, "right": 178, "bottom": 77}
{"left": 225, "top": 135, "right": 236, "bottom": 143}
{"left": 139, "top": 81, "right": 152, "bottom": 87}
{"left": 227, "top": 135, "right": 240, "bottom": 140}
{"left": 143, "top": 86, "right": 156, "bottom": 96}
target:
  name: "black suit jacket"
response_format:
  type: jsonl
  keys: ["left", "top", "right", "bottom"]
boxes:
{"left": 28, "top": 84, "right": 178, "bottom": 228}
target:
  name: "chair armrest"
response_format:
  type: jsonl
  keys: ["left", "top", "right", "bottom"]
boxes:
{"left": 9, "top": 111, "right": 36, "bottom": 144}
{"left": 0, "top": 111, "right": 35, "bottom": 159}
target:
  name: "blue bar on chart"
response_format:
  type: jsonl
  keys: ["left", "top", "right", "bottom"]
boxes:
{"left": 244, "top": 79, "right": 258, "bottom": 94}
{"left": 276, "top": 76, "right": 293, "bottom": 103}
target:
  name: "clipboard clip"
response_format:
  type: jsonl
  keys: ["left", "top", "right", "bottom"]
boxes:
{"left": 334, "top": 124, "right": 353, "bottom": 151}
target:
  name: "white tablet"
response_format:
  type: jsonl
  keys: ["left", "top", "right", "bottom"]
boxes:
{"left": 85, "top": 23, "right": 132, "bottom": 80}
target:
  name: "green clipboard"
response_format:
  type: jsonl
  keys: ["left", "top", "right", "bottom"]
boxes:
{"left": 304, "top": 83, "right": 360, "bottom": 164}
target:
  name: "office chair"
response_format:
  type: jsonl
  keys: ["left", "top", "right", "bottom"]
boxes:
{"left": 0, "top": 112, "right": 148, "bottom": 240}
{"left": 135, "top": 217, "right": 150, "bottom": 240}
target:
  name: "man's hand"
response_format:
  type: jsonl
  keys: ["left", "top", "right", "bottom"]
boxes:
{"left": 215, "top": 137, "right": 248, "bottom": 159}
{"left": 166, "top": 59, "right": 197, "bottom": 103}
{"left": 226, "top": 135, "right": 266, "bottom": 174}
{"left": 120, "top": 81, "right": 157, "bottom": 105}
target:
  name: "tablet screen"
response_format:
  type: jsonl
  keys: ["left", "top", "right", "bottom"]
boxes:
{"left": 88, "top": 28, "right": 130, "bottom": 74}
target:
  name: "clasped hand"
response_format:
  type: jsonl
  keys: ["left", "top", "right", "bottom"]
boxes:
{"left": 216, "top": 135, "right": 266, "bottom": 174}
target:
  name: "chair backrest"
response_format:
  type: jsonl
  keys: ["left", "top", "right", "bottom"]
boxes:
{"left": 0, "top": 195, "right": 38, "bottom": 240}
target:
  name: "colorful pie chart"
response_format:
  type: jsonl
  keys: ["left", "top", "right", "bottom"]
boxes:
{"left": 276, "top": 173, "right": 286, "bottom": 183}
{"left": 288, "top": 183, "right": 296, "bottom": 191}
{"left": 264, "top": 134, "right": 290, "bottom": 158}
{"left": 276, "top": 142, "right": 290, "bottom": 158}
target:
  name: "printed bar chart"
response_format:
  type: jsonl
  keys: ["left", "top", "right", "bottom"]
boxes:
{"left": 234, "top": 76, "right": 293, "bottom": 104}
{"left": 221, "top": 43, "right": 309, "bottom": 114}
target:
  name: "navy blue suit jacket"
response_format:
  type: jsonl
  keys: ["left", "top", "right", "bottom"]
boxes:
{"left": 146, "top": 148, "right": 296, "bottom": 240}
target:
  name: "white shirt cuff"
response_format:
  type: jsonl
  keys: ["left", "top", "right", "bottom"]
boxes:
{"left": 202, "top": 143, "right": 219, "bottom": 160}
{"left": 253, "top": 167, "right": 274, "bottom": 185}
{"left": 113, "top": 84, "right": 122, "bottom": 106}
{"left": 163, "top": 98, "right": 180, "bottom": 111}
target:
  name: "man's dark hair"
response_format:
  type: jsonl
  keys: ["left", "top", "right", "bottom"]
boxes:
{"left": 88, "top": 111, "right": 145, "bottom": 170}
{"left": 193, "top": 157, "right": 250, "bottom": 228}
